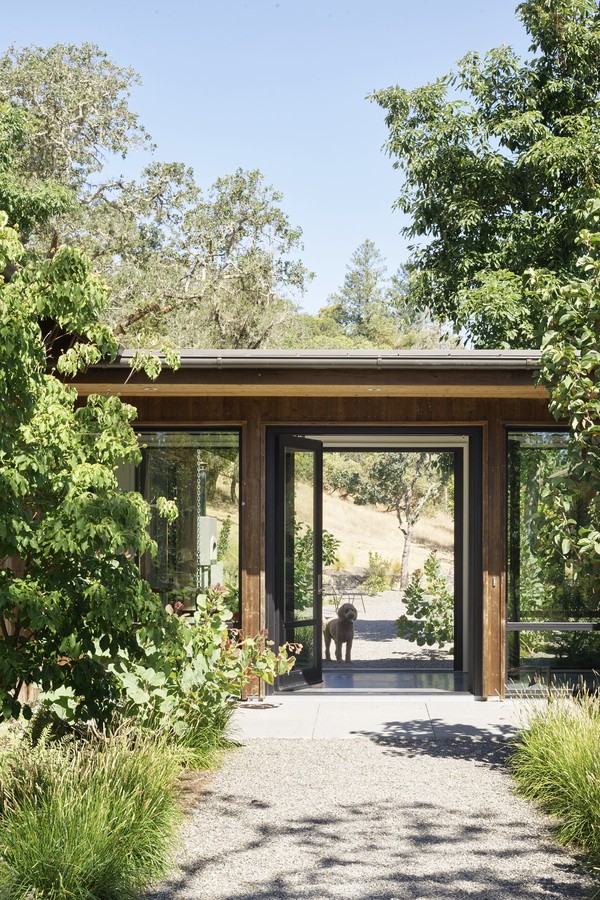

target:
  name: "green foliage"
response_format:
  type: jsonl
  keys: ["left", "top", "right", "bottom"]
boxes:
{"left": 0, "top": 44, "right": 150, "bottom": 189}
{"left": 372, "top": 0, "right": 600, "bottom": 347}
{"left": 0, "top": 728, "right": 181, "bottom": 899}
{"left": 106, "top": 586, "right": 296, "bottom": 758}
{"left": 0, "top": 208, "right": 183, "bottom": 723}
{"left": 537, "top": 211, "right": 600, "bottom": 597}
{"left": 325, "top": 239, "right": 389, "bottom": 340}
{"left": 0, "top": 105, "right": 72, "bottom": 238}
{"left": 0, "top": 43, "right": 310, "bottom": 350}
{"left": 363, "top": 551, "right": 399, "bottom": 596}
{"left": 344, "top": 451, "right": 451, "bottom": 587}
{"left": 397, "top": 551, "right": 454, "bottom": 649}
{"left": 216, "top": 516, "right": 232, "bottom": 562}
{"left": 315, "top": 240, "right": 443, "bottom": 349}
{"left": 510, "top": 692, "right": 600, "bottom": 873}
{"left": 293, "top": 524, "right": 339, "bottom": 612}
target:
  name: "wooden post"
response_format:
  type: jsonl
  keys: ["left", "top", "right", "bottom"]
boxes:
{"left": 240, "top": 404, "right": 264, "bottom": 697}
{"left": 482, "top": 416, "right": 506, "bottom": 698}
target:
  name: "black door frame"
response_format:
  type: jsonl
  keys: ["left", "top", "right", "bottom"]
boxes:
{"left": 274, "top": 435, "right": 324, "bottom": 688}
{"left": 265, "top": 425, "right": 483, "bottom": 695}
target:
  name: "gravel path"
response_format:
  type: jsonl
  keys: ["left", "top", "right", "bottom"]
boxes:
{"left": 324, "top": 590, "right": 453, "bottom": 669}
{"left": 146, "top": 738, "right": 595, "bottom": 900}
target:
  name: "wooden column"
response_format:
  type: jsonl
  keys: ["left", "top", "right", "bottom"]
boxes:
{"left": 482, "top": 416, "right": 507, "bottom": 698}
{"left": 240, "top": 404, "right": 264, "bottom": 696}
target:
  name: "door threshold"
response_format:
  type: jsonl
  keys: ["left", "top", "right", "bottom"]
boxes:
{"left": 279, "top": 669, "right": 470, "bottom": 694}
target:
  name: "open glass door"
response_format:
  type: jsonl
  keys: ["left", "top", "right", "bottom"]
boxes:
{"left": 277, "top": 436, "right": 323, "bottom": 687}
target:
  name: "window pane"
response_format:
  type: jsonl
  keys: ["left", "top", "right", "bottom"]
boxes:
{"left": 507, "top": 430, "right": 598, "bottom": 624}
{"left": 285, "top": 624, "right": 315, "bottom": 669}
{"left": 137, "top": 432, "right": 239, "bottom": 618}
{"left": 283, "top": 450, "right": 316, "bottom": 622}
{"left": 507, "top": 629, "right": 600, "bottom": 693}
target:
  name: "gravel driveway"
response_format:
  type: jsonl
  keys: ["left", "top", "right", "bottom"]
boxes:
{"left": 146, "top": 736, "right": 595, "bottom": 900}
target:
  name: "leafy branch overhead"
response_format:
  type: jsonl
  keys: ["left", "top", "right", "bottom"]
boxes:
{"left": 372, "top": 0, "right": 600, "bottom": 349}
{"left": 372, "top": 0, "right": 600, "bottom": 615}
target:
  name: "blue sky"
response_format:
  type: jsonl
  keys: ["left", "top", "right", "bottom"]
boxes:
{"left": 4, "top": 1, "right": 531, "bottom": 312}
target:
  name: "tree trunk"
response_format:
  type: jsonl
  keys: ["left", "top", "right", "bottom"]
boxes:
{"left": 400, "top": 521, "right": 415, "bottom": 589}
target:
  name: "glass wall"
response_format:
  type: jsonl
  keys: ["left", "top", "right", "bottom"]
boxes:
{"left": 507, "top": 430, "right": 600, "bottom": 691}
{"left": 137, "top": 431, "right": 240, "bottom": 620}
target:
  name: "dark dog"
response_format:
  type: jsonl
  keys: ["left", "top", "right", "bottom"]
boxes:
{"left": 324, "top": 602, "right": 358, "bottom": 662}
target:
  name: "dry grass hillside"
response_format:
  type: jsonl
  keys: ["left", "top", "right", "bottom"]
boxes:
{"left": 208, "top": 474, "right": 455, "bottom": 584}
{"left": 296, "top": 482, "right": 454, "bottom": 578}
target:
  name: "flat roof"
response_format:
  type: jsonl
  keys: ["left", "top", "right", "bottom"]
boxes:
{"left": 74, "top": 348, "right": 547, "bottom": 400}
{"left": 101, "top": 348, "right": 542, "bottom": 371}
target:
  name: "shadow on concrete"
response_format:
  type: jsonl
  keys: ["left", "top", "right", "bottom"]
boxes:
{"left": 351, "top": 720, "right": 518, "bottom": 747}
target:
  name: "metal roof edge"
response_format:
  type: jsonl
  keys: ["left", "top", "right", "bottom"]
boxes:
{"left": 98, "top": 348, "right": 543, "bottom": 371}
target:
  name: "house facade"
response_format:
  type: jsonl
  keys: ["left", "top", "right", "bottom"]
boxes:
{"left": 76, "top": 349, "right": 599, "bottom": 699}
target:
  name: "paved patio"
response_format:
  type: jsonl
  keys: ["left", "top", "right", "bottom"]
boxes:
{"left": 232, "top": 694, "right": 524, "bottom": 742}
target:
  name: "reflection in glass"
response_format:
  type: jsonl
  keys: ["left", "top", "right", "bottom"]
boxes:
{"left": 507, "top": 430, "right": 600, "bottom": 678}
{"left": 137, "top": 432, "right": 239, "bottom": 616}
{"left": 283, "top": 450, "right": 315, "bottom": 622}
{"left": 506, "top": 630, "right": 600, "bottom": 694}
{"left": 285, "top": 624, "right": 316, "bottom": 669}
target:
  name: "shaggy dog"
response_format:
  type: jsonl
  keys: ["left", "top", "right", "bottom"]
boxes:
{"left": 324, "top": 602, "right": 358, "bottom": 662}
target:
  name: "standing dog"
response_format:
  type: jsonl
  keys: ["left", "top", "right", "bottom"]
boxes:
{"left": 324, "top": 602, "right": 358, "bottom": 662}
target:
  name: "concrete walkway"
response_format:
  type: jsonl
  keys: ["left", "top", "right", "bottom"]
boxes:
{"left": 147, "top": 696, "right": 596, "bottom": 900}
{"left": 232, "top": 694, "right": 522, "bottom": 742}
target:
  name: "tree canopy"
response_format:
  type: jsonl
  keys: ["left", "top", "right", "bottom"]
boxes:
{"left": 0, "top": 136, "right": 179, "bottom": 720}
{"left": 307, "top": 239, "right": 444, "bottom": 350}
{"left": 0, "top": 43, "right": 310, "bottom": 350}
{"left": 372, "top": 0, "right": 600, "bottom": 348}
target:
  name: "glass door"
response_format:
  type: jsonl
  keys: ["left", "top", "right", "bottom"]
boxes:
{"left": 277, "top": 436, "right": 323, "bottom": 687}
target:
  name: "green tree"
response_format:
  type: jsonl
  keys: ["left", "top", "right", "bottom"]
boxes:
{"left": 397, "top": 551, "right": 454, "bottom": 649}
{"left": 316, "top": 240, "right": 443, "bottom": 349}
{"left": 372, "top": 0, "right": 600, "bottom": 348}
{"left": 0, "top": 151, "right": 179, "bottom": 719}
{"left": 537, "top": 207, "right": 600, "bottom": 616}
{"left": 0, "top": 44, "right": 310, "bottom": 350}
{"left": 386, "top": 265, "right": 445, "bottom": 348}
{"left": 324, "top": 239, "right": 389, "bottom": 341}
{"left": 328, "top": 452, "right": 451, "bottom": 588}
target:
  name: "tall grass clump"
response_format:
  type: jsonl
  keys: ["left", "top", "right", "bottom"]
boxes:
{"left": 510, "top": 691, "right": 600, "bottom": 874}
{"left": 0, "top": 729, "right": 181, "bottom": 900}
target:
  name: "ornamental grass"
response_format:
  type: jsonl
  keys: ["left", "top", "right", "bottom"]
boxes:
{"left": 510, "top": 690, "right": 600, "bottom": 877}
{"left": 0, "top": 729, "right": 182, "bottom": 900}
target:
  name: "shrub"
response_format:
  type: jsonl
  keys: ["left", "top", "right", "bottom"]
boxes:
{"left": 105, "top": 586, "right": 296, "bottom": 768}
{"left": 363, "top": 551, "right": 398, "bottom": 595}
{"left": 0, "top": 729, "right": 181, "bottom": 900}
{"left": 396, "top": 551, "right": 454, "bottom": 648}
{"left": 510, "top": 692, "right": 600, "bottom": 875}
{"left": 294, "top": 524, "right": 339, "bottom": 611}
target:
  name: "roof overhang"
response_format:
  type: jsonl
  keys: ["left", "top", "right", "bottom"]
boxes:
{"left": 73, "top": 349, "right": 547, "bottom": 399}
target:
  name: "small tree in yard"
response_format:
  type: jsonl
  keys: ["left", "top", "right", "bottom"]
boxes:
{"left": 0, "top": 206, "right": 181, "bottom": 722}
{"left": 397, "top": 551, "right": 454, "bottom": 650}
{"left": 347, "top": 452, "right": 451, "bottom": 588}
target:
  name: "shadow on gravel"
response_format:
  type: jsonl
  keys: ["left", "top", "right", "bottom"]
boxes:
{"left": 146, "top": 778, "right": 594, "bottom": 900}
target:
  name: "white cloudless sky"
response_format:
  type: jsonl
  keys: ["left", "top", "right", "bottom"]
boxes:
{"left": 4, "top": 1, "right": 532, "bottom": 312}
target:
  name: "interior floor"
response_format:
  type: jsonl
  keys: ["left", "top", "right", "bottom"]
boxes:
{"left": 290, "top": 667, "right": 469, "bottom": 694}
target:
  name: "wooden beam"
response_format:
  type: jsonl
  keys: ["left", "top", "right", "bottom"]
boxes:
{"left": 74, "top": 381, "right": 548, "bottom": 399}
{"left": 239, "top": 404, "right": 264, "bottom": 698}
